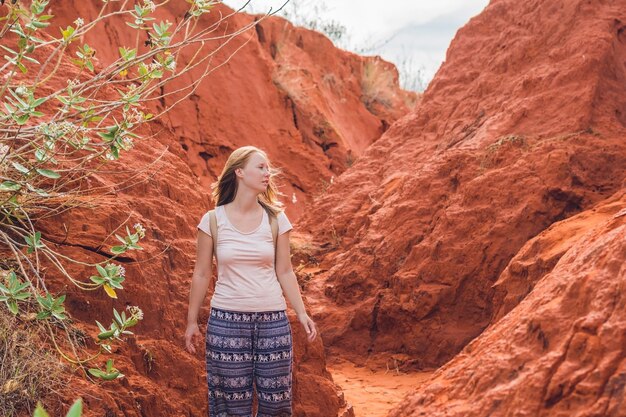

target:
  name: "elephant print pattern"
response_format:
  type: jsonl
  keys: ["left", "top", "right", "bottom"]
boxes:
{"left": 206, "top": 308, "right": 292, "bottom": 417}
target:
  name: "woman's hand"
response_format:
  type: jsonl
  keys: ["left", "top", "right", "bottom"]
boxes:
{"left": 297, "top": 313, "right": 317, "bottom": 342}
{"left": 185, "top": 322, "right": 202, "bottom": 354}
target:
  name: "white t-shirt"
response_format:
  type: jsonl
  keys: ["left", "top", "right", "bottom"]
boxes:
{"left": 197, "top": 204, "right": 292, "bottom": 312}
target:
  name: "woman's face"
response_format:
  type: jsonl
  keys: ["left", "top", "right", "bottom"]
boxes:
{"left": 237, "top": 152, "right": 270, "bottom": 193}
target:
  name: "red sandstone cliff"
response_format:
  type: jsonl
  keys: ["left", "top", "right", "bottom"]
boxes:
{"left": 1, "top": 2, "right": 413, "bottom": 416}
{"left": 388, "top": 190, "right": 626, "bottom": 416}
{"left": 52, "top": 1, "right": 415, "bottom": 221}
{"left": 298, "top": 0, "right": 626, "bottom": 373}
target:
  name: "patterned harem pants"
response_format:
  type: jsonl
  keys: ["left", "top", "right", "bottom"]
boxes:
{"left": 206, "top": 308, "right": 293, "bottom": 417}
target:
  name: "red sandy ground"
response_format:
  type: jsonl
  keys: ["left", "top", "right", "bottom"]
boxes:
{"left": 327, "top": 358, "right": 433, "bottom": 417}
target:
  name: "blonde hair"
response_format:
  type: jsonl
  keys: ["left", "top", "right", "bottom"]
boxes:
{"left": 211, "top": 146, "right": 284, "bottom": 216}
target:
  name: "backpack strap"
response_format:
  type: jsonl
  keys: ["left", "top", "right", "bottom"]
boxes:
{"left": 208, "top": 209, "right": 217, "bottom": 262}
{"left": 265, "top": 208, "right": 279, "bottom": 266}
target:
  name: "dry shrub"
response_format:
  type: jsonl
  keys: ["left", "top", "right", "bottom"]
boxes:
{"left": 361, "top": 57, "right": 397, "bottom": 111}
{"left": 0, "top": 309, "right": 63, "bottom": 417}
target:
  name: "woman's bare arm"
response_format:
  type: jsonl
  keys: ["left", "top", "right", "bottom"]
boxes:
{"left": 185, "top": 231, "right": 214, "bottom": 353}
{"left": 275, "top": 231, "right": 317, "bottom": 341}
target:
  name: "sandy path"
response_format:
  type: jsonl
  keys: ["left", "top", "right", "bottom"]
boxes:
{"left": 327, "top": 359, "right": 433, "bottom": 417}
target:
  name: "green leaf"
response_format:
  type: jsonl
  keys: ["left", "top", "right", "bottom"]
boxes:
{"left": 17, "top": 61, "right": 27, "bottom": 74}
{"left": 26, "top": 183, "right": 50, "bottom": 197}
{"left": 22, "top": 54, "right": 40, "bottom": 64}
{"left": 113, "top": 309, "right": 123, "bottom": 326}
{"left": 0, "top": 44, "right": 17, "bottom": 55}
{"left": 34, "top": 403, "right": 51, "bottom": 417}
{"left": 97, "top": 329, "right": 116, "bottom": 340}
{"left": 7, "top": 299, "right": 18, "bottom": 315}
{"left": 36, "top": 294, "right": 50, "bottom": 308}
{"left": 30, "top": 36, "right": 45, "bottom": 45}
{"left": 52, "top": 310, "right": 67, "bottom": 320}
{"left": 36, "top": 168, "right": 61, "bottom": 179}
{"left": 36, "top": 310, "right": 51, "bottom": 320}
{"left": 66, "top": 398, "right": 83, "bottom": 417}
{"left": 35, "top": 148, "right": 46, "bottom": 161}
{"left": 88, "top": 368, "right": 104, "bottom": 378}
{"left": 0, "top": 181, "right": 21, "bottom": 192}
{"left": 109, "top": 278, "right": 124, "bottom": 289}
{"left": 14, "top": 292, "right": 31, "bottom": 301}
{"left": 118, "top": 47, "right": 136, "bottom": 61}
{"left": 9, "top": 89, "right": 29, "bottom": 107}
{"left": 110, "top": 245, "right": 126, "bottom": 254}
{"left": 96, "top": 264, "right": 107, "bottom": 277}
{"left": 56, "top": 95, "right": 70, "bottom": 105}
{"left": 55, "top": 293, "right": 66, "bottom": 305}
{"left": 61, "top": 26, "right": 75, "bottom": 41}
{"left": 14, "top": 113, "right": 29, "bottom": 125}
{"left": 88, "top": 367, "right": 122, "bottom": 381}
{"left": 31, "top": 20, "right": 49, "bottom": 29}
{"left": 89, "top": 275, "right": 105, "bottom": 285}
{"left": 32, "top": 97, "right": 47, "bottom": 107}
{"left": 12, "top": 161, "right": 30, "bottom": 174}
{"left": 4, "top": 102, "right": 16, "bottom": 114}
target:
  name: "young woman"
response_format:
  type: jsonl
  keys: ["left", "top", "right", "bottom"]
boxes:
{"left": 185, "top": 146, "right": 317, "bottom": 417}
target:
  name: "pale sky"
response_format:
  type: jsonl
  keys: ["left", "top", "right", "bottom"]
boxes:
{"left": 223, "top": 0, "right": 490, "bottom": 90}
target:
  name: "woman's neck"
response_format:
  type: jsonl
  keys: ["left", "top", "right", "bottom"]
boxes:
{"left": 229, "top": 189, "right": 260, "bottom": 213}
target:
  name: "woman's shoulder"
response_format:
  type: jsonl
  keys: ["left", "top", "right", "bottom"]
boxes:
{"left": 275, "top": 209, "right": 292, "bottom": 234}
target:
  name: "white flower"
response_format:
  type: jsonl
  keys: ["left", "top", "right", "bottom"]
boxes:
{"left": 74, "top": 17, "right": 84, "bottom": 27}
{"left": 67, "top": 79, "right": 80, "bottom": 89}
{"left": 195, "top": 0, "right": 213, "bottom": 9}
{"left": 128, "top": 108, "right": 143, "bottom": 124}
{"left": 330, "top": 176, "right": 334, "bottom": 184}
{"left": 15, "top": 85, "right": 28, "bottom": 96}
{"left": 134, "top": 223, "right": 146, "bottom": 238}
{"left": 291, "top": 193, "right": 297, "bottom": 204}
{"left": 59, "top": 121, "right": 75, "bottom": 134}
{"left": 120, "top": 136, "right": 134, "bottom": 150}
{"left": 105, "top": 263, "right": 125, "bottom": 277}
{"left": 144, "top": 0, "right": 155, "bottom": 12}
{"left": 126, "top": 305, "right": 144, "bottom": 320}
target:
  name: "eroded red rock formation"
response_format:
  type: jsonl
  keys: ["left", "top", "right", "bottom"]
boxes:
{"left": 2, "top": 2, "right": 413, "bottom": 416}
{"left": 298, "top": 0, "right": 626, "bottom": 373}
{"left": 388, "top": 190, "right": 626, "bottom": 416}
{"left": 51, "top": 1, "right": 415, "bottom": 220}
